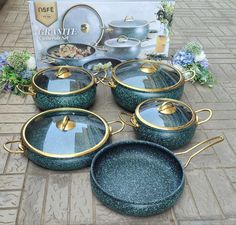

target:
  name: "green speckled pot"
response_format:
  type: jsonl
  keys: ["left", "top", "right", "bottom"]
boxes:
{"left": 119, "top": 98, "right": 213, "bottom": 150}
{"left": 33, "top": 86, "right": 96, "bottom": 111}
{"left": 90, "top": 141, "right": 185, "bottom": 217}
{"left": 112, "top": 84, "right": 184, "bottom": 112}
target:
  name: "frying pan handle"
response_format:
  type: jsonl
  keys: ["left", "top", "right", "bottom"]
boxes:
{"left": 119, "top": 112, "right": 140, "bottom": 128}
{"left": 195, "top": 109, "right": 213, "bottom": 125}
{"left": 3, "top": 140, "right": 25, "bottom": 154}
{"left": 108, "top": 120, "right": 125, "bottom": 135}
{"left": 175, "top": 136, "right": 224, "bottom": 168}
{"left": 184, "top": 69, "right": 196, "bottom": 82}
{"left": 16, "top": 85, "right": 36, "bottom": 97}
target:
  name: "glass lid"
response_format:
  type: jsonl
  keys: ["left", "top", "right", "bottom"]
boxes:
{"left": 113, "top": 60, "right": 183, "bottom": 91}
{"left": 105, "top": 36, "right": 140, "bottom": 48}
{"left": 62, "top": 4, "right": 104, "bottom": 45}
{"left": 109, "top": 16, "right": 148, "bottom": 27}
{"left": 136, "top": 99, "right": 195, "bottom": 130}
{"left": 22, "top": 109, "right": 109, "bottom": 158}
{"left": 33, "top": 66, "right": 93, "bottom": 95}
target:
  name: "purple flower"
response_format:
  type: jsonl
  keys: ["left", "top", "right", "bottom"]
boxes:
{"left": 172, "top": 51, "right": 195, "bottom": 67}
{"left": 0, "top": 52, "right": 10, "bottom": 71}
{"left": 199, "top": 59, "right": 209, "bottom": 69}
{"left": 20, "top": 68, "right": 32, "bottom": 79}
{"left": 3, "top": 83, "right": 13, "bottom": 92}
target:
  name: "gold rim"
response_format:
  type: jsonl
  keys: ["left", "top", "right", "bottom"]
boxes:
{"left": 32, "top": 66, "right": 95, "bottom": 95}
{"left": 21, "top": 108, "right": 110, "bottom": 158}
{"left": 135, "top": 98, "right": 197, "bottom": 131}
{"left": 62, "top": 4, "right": 104, "bottom": 45}
{"left": 112, "top": 60, "right": 185, "bottom": 92}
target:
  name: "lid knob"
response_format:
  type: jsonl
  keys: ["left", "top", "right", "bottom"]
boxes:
{"left": 140, "top": 62, "right": 157, "bottom": 74}
{"left": 124, "top": 16, "right": 134, "bottom": 22}
{"left": 117, "top": 35, "right": 129, "bottom": 43}
{"left": 81, "top": 23, "right": 90, "bottom": 33}
{"left": 55, "top": 67, "right": 72, "bottom": 79}
{"left": 56, "top": 116, "right": 76, "bottom": 131}
{"left": 158, "top": 101, "right": 176, "bottom": 115}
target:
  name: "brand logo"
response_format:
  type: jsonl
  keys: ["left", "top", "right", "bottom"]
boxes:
{"left": 34, "top": 1, "right": 58, "bottom": 27}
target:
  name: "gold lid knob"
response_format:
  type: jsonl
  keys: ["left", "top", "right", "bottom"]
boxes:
{"left": 158, "top": 101, "right": 176, "bottom": 115}
{"left": 55, "top": 67, "right": 72, "bottom": 79}
{"left": 56, "top": 116, "right": 76, "bottom": 131}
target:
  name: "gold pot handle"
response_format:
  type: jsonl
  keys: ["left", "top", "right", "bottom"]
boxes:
{"left": 108, "top": 120, "right": 125, "bottom": 135}
{"left": 195, "top": 108, "right": 213, "bottom": 125}
{"left": 3, "top": 140, "right": 25, "bottom": 154}
{"left": 99, "top": 77, "right": 117, "bottom": 88}
{"left": 124, "top": 16, "right": 134, "bottom": 22}
{"left": 16, "top": 85, "right": 36, "bottom": 97}
{"left": 94, "top": 70, "right": 108, "bottom": 84}
{"left": 175, "top": 136, "right": 224, "bottom": 168}
{"left": 184, "top": 69, "right": 196, "bottom": 82}
{"left": 140, "top": 62, "right": 157, "bottom": 74}
{"left": 119, "top": 112, "right": 140, "bottom": 128}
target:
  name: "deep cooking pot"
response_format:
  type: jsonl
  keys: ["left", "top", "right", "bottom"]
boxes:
{"left": 3, "top": 108, "right": 124, "bottom": 171}
{"left": 101, "top": 60, "right": 195, "bottom": 112}
{"left": 17, "top": 66, "right": 106, "bottom": 110}
{"left": 108, "top": 16, "right": 154, "bottom": 41}
{"left": 91, "top": 137, "right": 224, "bottom": 216}
{"left": 119, "top": 98, "right": 212, "bottom": 150}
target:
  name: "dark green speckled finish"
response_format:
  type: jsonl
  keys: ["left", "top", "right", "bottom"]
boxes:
{"left": 90, "top": 141, "right": 185, "bottom": 217}
{"left": 33, "top": 85, "right": 96, "bottom": 111}
{"left": 112, "top": 84, "right": 184, "bottom": 112}
{"left": 135, "top": 117, "right": 197, "bottom": 150}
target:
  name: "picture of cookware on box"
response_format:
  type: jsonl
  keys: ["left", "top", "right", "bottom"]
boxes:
{"left": 34, "top": 1, "right": 172, "bottom": 68}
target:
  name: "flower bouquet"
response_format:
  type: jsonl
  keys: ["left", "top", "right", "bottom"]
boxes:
{"left": 172, "top": 42, "right": 215, "bottom": 87}
{"left": 0, "top": 50, "right": 36, "bottom": 95}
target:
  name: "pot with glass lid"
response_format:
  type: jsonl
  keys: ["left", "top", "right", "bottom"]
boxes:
{"left": 3, "top": 108, "right": 124, "bottom": 171}
{"left": 100, "top": 60, "right": 195, "bottom": 112}
{"left": 17, "top": 66, "right": 106, "bottom": 110}
{"left": 119, "top": 98, "right": 212, "bottom": 150}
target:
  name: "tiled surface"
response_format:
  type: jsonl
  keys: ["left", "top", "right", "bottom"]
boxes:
{"left": 0, "top": 0, "right": 236, "bottom": 224}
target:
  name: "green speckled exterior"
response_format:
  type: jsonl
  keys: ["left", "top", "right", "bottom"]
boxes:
{"left": 90, "top": 141, "right": 185, "bottom": 217}
{"left": 135, "top": 117, "right": 197, "bottom": 150}
{"left": 33, "top": 85, "right": 96, "bottom": 111}
{"left": 25, "top": 140, "right": 110, "bottom": 171}
{"left": 112, "top": 84, "right": 184, "bottom": 112}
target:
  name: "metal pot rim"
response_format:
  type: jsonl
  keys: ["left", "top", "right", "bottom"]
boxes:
{"left": 109, "top": 19, "right": 149, "bottom": 28}
{"left": 32, "top": 66, "right": 96, "bottom": 95}
{"left": 135, "top": 98, "right": 197, "bottom": 131}
{"left": 21, "top": 108, "right": 110, "bottom": 159}
{"left": 112, "top": 60, "right": 185, "bottom": 92}
{"left": 90, "top": 140, "right": 185, "bottom": 205}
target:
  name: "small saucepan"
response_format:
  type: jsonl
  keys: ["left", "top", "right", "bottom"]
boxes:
{"left": 3, "top": 108, "right": 124, "bottom": 171}
{"left": 17, "top": 66, "right": 106, "bottom": 111}
{"left": 91, "top": 137, "right": 224, "bottom": 216}
{"left": 119, "top": 98, "right": 213, "bottom": 150}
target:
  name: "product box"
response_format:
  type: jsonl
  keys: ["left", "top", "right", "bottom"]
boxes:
{"left": 28, "top": 0, "right": 175, "bottom": 69}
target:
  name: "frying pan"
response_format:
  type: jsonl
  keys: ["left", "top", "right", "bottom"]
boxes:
{"left": 90, "top": 136, "right": 224, "bottom": 217}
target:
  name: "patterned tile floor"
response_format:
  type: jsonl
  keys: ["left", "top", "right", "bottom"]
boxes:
{"left": 0, "top": 0, "right": 236, "bottom": 224}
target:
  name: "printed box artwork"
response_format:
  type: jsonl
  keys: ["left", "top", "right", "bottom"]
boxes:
{"left": 28, "top": 0, "right": 175, "bottom": 69}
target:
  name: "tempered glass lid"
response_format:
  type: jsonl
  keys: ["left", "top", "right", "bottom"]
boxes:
{"left": 33, "top": 67, "right": 93, "bottom": 94}
{"left": 113, "top": 61, "right": 182, "bottom": 91}
{"left": 105, "top": 37, "right": 140, "bottom": 48}
{"left": 23, "top": 109, "right": 108, "bottom": 157}
{"left": 62, "top": 4, "right": 104, "bottom": 45}
{"left": 137, "top": 99, "right": 194, "bottom": 129}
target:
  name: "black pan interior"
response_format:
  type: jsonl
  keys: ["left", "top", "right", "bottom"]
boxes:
{"left": 91, "top": 141, "right": 184, "bottom": 204}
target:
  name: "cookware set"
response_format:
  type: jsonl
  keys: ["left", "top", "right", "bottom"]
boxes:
{"left": 3, "top": 4, "right": 224, "bottom": 218}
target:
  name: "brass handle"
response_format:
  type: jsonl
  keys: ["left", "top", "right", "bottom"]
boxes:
{"left": 94, "top": 70, "right": 108, "bottom": 84}
{"left": 99, "top": 77, "right": 117, "bottom": 88}
{"left": 184, "top": 69, "right": 196, "bottom": 82}
{"left": 3, "top": 140, "right": 25, "bottom": 154}
{"left": 195, "top": 109, "right": 213, "bottom": 125}
{"left": 158, "top": 101, "right": 176, "bottom": 115}
{"left": 56, "top": 116, "right": 76, "bottom": 131}
{"left": 117, "top": 35, "right": 129, "bottom": 43}
{"left": 55, "top": 66, "right": 72, "bottom": 79}
{"left": 16, "top": 85, "right": 36, "bottom": 97}
{"left": 175, "top": 136, "right": 224, "bottom": 168}
{"left": 119, "top": 112, "right": 140, "bottom": 128}
{"left": 140, "top": 62, "right": 157, "bottom": 74}
{"left": 108, "top": 120, "right": 125, "bottom": 135}
{"left": 124, "top": 16, "right": 134, "bottom": 22}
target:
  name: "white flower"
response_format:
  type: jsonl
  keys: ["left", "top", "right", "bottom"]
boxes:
{"left": 195, "top": 51, "right": 206, "bottom": 62}
{"left": 26, "top": 56, "right": 36, "bottom": 70}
